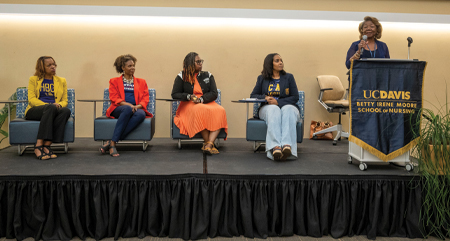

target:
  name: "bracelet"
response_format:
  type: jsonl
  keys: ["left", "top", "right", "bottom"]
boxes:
{"left": 187, "top": 94, "right": 191, "bottom": 100}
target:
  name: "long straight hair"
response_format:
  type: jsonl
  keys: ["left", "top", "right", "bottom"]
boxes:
{"left": 261, "top": 53, "right": 286, "bottom": 79}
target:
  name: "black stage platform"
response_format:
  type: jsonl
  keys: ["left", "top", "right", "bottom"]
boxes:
{"left": 0, "top": 138, "right": 414, "bottom": 175}
{"left": 0, "top": 139, "right": 424, "bottom": 240}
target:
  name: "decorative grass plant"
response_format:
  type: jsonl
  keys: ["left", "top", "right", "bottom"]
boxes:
{"left": 411, "top": 92, "right": 450, "bottom": 239}
{"left": 0, "top": 92, "right": 17, "bottom": 144}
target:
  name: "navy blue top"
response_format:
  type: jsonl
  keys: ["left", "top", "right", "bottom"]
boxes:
{"left": 345, "top": 39, "right": 390, "bottom": 69}
{"left": 267, "top": 78, "right": 281, "bottom": 99}
{"left": 250, "top": 73, "right": 299, "bottom": 115}
{"left": 123, "top": 81, "right": 136, "bottom": 105}
{"left": 39, "top": 78, "right": 55, "bottom": 104}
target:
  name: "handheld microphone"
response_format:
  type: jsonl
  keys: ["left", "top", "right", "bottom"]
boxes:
{"left": 360, "top": 35, "right": 367, "bottom": 54}
{"left": 407, "top": 37, "right": 413, "bottom": 47}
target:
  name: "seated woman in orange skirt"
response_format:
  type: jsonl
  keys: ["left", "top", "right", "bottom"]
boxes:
{"left": 171, "top": 52, "right": 228, "bottom": 155}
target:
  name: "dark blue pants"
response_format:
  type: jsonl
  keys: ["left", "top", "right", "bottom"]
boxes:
{"left": 110, "top": 105, "right": 146, "bottom": 142}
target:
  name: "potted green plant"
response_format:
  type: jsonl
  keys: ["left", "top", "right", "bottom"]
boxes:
{"left": 0, "top": 92, "right": 17, "bottom": 145}
{"left": 411, "top": 96, "right": 450, "bottom": 239}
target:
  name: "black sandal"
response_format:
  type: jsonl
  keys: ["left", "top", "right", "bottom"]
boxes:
{"left": 109, "top": 146, "right": 120, "bottom": 157}
{"left": 43, "top": 145, "right": 57, "bottom": 159}
{"left": 100, "top": 141, "right": 111, "bottom": 154}
{"left": 34, "top": 146, "right": 50, "bottom": 160}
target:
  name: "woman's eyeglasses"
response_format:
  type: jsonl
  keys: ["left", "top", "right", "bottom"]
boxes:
{"left": 195, "top": 60, "right": 204, "bottom": 65}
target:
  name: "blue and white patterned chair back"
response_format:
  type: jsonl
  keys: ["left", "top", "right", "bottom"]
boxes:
{"left": 101, "top": 88, "right": 156, "bottom": 116}
{"left": 16, "top": 88, "right": 75, "bottom": 119}
{"left": 171, "top": 89, "right": 221, "bottom": 117}
{"left": 252, "top": 91, "right": 305, "bottom": 121}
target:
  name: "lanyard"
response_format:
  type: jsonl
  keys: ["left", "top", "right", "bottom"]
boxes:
{"left": 366, "top": 41, "right": 377, "bottom": 58}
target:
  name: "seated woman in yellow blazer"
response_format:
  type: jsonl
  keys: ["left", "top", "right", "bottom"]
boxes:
{"left": 25, "top": 56, "right": 71, "bottom": 160}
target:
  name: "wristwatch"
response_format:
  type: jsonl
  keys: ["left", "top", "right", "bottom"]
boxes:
{"left": 187, "top": 94, "right": 191, "bottom": 100}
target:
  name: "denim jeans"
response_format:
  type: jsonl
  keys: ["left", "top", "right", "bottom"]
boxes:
{"left": 110, "top": 105, "right": 146, "bottom": 142}
{"left": 259, "top": 104, "right": 300, "bottom": 160}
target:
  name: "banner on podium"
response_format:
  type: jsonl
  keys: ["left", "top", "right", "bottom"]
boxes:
{"left": 349, "top": 60, "right": 426, "bottom": 161}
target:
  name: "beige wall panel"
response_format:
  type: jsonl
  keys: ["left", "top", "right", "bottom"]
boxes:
{"left": 2, "top": 0, "right": 450, "bottom": 14}
{"left": 1, "top": 16, "right": 450, "bottom": 139}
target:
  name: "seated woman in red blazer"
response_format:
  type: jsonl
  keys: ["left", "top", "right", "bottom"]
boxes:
{"left": 100, "top": 54, "right": 153, "bottom": 157}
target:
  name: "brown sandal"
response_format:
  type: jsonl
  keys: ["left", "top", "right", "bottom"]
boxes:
{"left": 201, "top": 142, "right": 208, "bottom": 151}
{"left": 210, "top": 146, "right": 219, "bottom": 155}
{"left": 203, "top": 141, "right": 219, "bottom": 155}
{"left": 272, "top": 146, "right": 283, "bottom": 161}
{"left": 280, "top": 145, "right": 291, "bottom": 161}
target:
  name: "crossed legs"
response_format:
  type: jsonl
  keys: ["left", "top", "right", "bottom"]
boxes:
{"left": 102, "top": 105, "right": 146, "bottom": 157}
{"left": 200, "top": 129, "right": 221, "bottom": 154}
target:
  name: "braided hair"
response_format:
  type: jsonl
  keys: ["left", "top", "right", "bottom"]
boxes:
{"left": 182, "top": 52, "right": 198, "bottom": 84}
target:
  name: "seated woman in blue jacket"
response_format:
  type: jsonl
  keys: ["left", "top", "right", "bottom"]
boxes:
{"left": 250, "top": 53, "right": 299, "bottom": 161}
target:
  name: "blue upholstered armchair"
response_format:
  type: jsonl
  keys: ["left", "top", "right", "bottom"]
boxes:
{"left": 94, "top": 88, "right": 155, "bottom": 151}
{"left": 246, "top": 91, "right": 305, "bottom": 151}
{"left": 9, "top": 88, "right": 75, "bottom": 155}
{"left": 171, "top": 89, "right": 227, "bottom": 149}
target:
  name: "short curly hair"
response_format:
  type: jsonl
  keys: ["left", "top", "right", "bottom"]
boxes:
{"left": 359, "top": 16, "right": 382, "bottom": 40}
{"left": 113, "top": 54, "right": 137, "bottom": 74}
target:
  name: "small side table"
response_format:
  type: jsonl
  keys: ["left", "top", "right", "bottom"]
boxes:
{"left": 231, "top": 99, "right": 267, "bottom": 122}
{"left": 231, "top": 99, "right": 267, "bottom": 151}
{"left": 77, "top": 99, "right": 110, "bottom": 138}
{"left": 77, "top": 99, "right": 110, "bottom": 120}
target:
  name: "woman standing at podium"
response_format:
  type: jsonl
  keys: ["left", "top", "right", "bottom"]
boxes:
{"left": 345, "top": 16, "right": 390, "bottom": 69}
{"left": 171, "top": 52, "right": 228, "bottom": 155}
{"left": 250, "top": 53, "right": 299, "bottom": 161}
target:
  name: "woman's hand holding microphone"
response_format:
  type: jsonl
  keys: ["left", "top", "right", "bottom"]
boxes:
{"left": 352, "top": 39, "right": 367, "bottom": 60}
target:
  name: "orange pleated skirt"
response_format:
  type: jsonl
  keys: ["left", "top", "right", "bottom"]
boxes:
{"left": 174, "top": 101, "right": 228, "bottom": 139}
